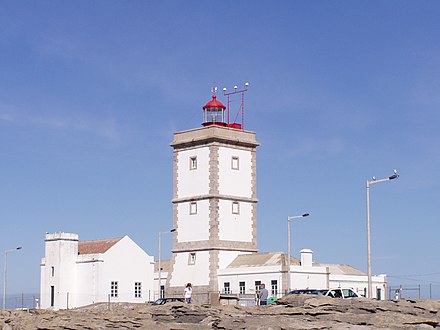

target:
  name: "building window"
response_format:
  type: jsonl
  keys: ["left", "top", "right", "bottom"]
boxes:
{"left": 231, "top": 156, "right": 239, "bottom": 170}
{"left": 239, "top": 281, "right": 246, "bottom": 294}
{"left": 190, "top": 156, "right": 197, "bottom": 170}
{"left": 255, "top": 280, "right": 261, "bottom": 292}
{"left": 135, "top": 282, "right": 142, "bottom": 298}
{"left": 50, "top": 286, "right": 55, "bottom": 307}
{"left": 232, "top": 201, "right": 240, "bottom": 214}
{"left": 111, "top": 281, "right": 118, "bottom": 298}
{"left": 271, "top": 280, "right": 278, "bottom": 295}
{"left": 188, "top": 252, "right": 196, "bottom": 265}
{"left": 190, "top": 202, "right": 197, "bottom": 215}
{"left": 51, "top": 266, "right": 54, "bottom": 277}
{"left": 224, "top": 282, "right": 231, "bottom": 294}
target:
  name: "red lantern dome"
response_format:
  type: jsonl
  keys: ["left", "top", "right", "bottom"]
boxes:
{"left": 203, "top": 95, "right": 226, "bottom": 110}
{"left": 202, "top": 95, "right": 227, "bottom": 127}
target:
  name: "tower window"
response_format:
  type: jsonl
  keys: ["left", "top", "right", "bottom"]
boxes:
{"left": 190, "top": 202, "right": 197, "bottom": 215}
{"left": 231, "top": 156, "right": 239, "bottom": 170}
{"left": 51, "top": 266, "right": 54, "bottom": 277}
{"left": 190, "top": 156, "right": 197, "bottom": 170}
{"left": 232, "top": 201, "right": 240, "bottom": 214}
{"left": 188, "top": 252, "right": 196, "bottom": 265}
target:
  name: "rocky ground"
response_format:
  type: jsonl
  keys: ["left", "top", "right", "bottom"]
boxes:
{"left": 1, "top": 296, "right": 439, "bottom": 329}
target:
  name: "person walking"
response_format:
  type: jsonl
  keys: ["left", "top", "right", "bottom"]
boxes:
{"left": 258, "top": 283, "right": 268, "bottom": 305}
{"left": 184, "top": 283, "right": 192, "bottom": 304}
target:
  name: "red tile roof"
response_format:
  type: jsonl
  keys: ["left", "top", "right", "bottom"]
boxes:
{"left": 78, "top": 237, "right": 123, "bottom": 255}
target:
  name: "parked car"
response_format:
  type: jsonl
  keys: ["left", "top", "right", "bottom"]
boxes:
{"left": 287, "top": 288, "right": 359, "bottom": 299}
{"left": 152, "top": 297, "right": 184, "bottom": 305}
{"left": 287, "top": 289, "right": 327, "bottom": 296}
{"left": 324, "top": 288, "right": 359, "bottom": 298}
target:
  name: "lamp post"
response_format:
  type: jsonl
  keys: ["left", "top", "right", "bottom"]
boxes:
{"left": 366, "top": 170, "right": 399, "bottom": 298}
{"left": 3, "top": 246, "right": 22, "bottom": 309}
{"left": 158, "top": 229, "right": 175, "bottom": 299}
{"left": 287, "top": 214, "right": 309, "bottom": 292}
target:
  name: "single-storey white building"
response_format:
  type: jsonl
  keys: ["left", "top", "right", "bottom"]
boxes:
{"left": 40, "top": 232, "right": 155, "bottom": 310}
{"left": 215, "top": 249, "right": 387, "bottom": 302}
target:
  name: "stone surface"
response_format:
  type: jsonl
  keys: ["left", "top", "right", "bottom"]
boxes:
{"left": 1, "top": 297, "right": 439, "bottom": 329}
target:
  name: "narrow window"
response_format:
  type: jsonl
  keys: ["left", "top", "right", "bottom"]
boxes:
{"left": 232, "top": 201, "right": 240, "bottom": 215}
{"left": 160, "top": 285, "right": 165, "bottom": 298}
{"left": 231, "top": 156, "right": 239, "bottom": 170}
{"left": 50, "top": 286, "right": 55, "bottom": 307}
{"left": 190, "top": 202, "right": 197, "bottom": 215}
{"left": 190, "top": 156, "right": 197, "bottom": 170}
{"left": 51, "top": 266, "right": 54, "bottom": 277}
{"left": 111, "top": 281, "right": 118, "bottom": 298}
{"left": 188, "top": 252, "right": 196, "bottom": 265}
{"left": 224, "top": 282, "right": 231, "bottom": 294}
{"left": 271, "top": 280, "right": 278, "bottom": 295}
{"left": 239, "top": 281, "right": 246, "bottom": 294}
{"left": 135, "top": 282, "right": 142, "bottom": 298}
{"left": 255, "top": 280, "right": 261, "bottom": 292}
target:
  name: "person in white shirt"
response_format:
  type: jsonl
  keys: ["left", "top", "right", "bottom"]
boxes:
{"left": 184, "top": 283, "right": 192, "bottom": 303}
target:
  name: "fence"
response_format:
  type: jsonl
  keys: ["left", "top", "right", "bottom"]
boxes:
{"left": 388, "top": 283, "right": 440, "bottom": 300}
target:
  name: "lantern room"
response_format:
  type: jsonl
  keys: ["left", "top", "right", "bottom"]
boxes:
{"left": 202, "top": 95, "right": 226, "bottom": 127}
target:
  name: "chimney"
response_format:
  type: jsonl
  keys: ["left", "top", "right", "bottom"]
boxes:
{"left": 300, "top": 248, "right": 313, "bottom": 267}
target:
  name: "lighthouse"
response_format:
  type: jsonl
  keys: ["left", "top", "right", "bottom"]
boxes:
{"left": 167, "top": 88, "right": 259, "bottom": 303}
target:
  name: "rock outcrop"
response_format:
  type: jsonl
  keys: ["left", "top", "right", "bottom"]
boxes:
{"left": 1, "top": 296, "right": 439, "bottom": 329}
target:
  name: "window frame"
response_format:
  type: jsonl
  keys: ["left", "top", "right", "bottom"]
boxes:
{"left": 188, "top": 252, "right": 196, "bottom": 265}
{"left": 231, "top": 156, "right": 239, "bottom": 170}
{"left": 189, "top": 156, "right": 197, "bottom": 170}
{"left": 232, "top": 201, "right": 240, "bottom": 215}
{"left": 224, "top": 282, "right": 231, "bottom": 294}
{"left": 271, "top": 280, "right": 278, "bottom": 295}
{"left": 111, "top": 281, "right": 119, "bottom": 298}
{"left": 190, "top": 201, "right": 197, "bottom": 215}
{"left": 134, "top": 282, "right": 142, "bottom": 298}
{"left": 239, "top": 281, "right": 246, "bottom": 294}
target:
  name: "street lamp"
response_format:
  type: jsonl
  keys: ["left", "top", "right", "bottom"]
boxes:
{"left": 158, "top": 229, "right": 175, "bottom": 299}
{"left": 366, "top": 169, "right": 399, "bottom": 298}
{"left": 287, "top": 213, "right": 309, "bottom": 292}
{"left": 3, "top": 246, "right": 22, "bottom": 309}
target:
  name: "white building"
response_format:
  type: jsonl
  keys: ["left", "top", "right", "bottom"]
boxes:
{"left": 216, "top": 249, "right": 387, "bottom": 302}
{"left": 40, "top": 232, "right": 155, "bottom": 309}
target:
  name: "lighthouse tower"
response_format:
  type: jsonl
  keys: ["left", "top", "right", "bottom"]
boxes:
{"left": 167, "top": 90, "right": 259, "bottom": 302}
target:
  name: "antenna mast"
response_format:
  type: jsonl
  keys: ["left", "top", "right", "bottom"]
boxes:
{"left": 222, "top": 82, "right": 249, "bottom": 130}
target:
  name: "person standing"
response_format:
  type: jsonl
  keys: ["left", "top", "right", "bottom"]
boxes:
{"left": 259, "top": 283, "right": 268, "bottom": 305}
{"left": 184, "top": 283, "right": 192, "bottom": 303}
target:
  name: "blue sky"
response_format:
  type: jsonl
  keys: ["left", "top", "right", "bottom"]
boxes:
{"left": 1, "top": 1, "right": 439, "bottom": 299}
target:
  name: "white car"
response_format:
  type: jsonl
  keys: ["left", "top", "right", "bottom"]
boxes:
{"left": 324, "top": 288, "right": 359, "bottom": 298}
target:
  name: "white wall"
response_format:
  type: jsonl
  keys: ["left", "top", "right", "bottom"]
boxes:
{"left": 40, "top": 233, "right": 79, "bottom": 310}
{"left": 290, "top": 266, "right": 329, "bottom": 291}
{"left": 218, "top": 200, "right": 253, "bottom": 242}
{"left": 218, "top": 265, "right": 283, "bottom": 297}
{"left": 177, "top": 200, "right": 210, "bottom": 242}
{"left": 169, "top": 251, "right": 210, "bottom": 287}
{"left": 177, "top": 148, "right": 210, "bottom": 198}
{"left": 218, "top": 147, "right": 252, "bottom": 198}
{"left": 96, "top": 236, "right": 154, "bottom": 304}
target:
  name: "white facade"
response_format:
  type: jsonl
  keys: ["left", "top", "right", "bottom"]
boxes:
{"left": 40, "top": 232, "right": 155, "bottom": 310}
{"left": 217, "top": 249, "right": 388, "bottom": 301}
